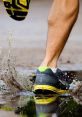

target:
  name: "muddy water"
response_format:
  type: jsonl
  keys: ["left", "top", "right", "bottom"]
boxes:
{"left": 0, "top": 69, "right": 82, "bottom": 117}
{"left": 0, "top": 91, "right": 82, "bottom": 117}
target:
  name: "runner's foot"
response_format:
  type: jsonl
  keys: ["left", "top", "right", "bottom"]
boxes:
{"left": 33, "top": 67, "right": 72, "bottom": 94}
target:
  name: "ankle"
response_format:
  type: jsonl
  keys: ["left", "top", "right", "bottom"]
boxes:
{"left": 40, "top": 60, "right": 57, "bottom": 68}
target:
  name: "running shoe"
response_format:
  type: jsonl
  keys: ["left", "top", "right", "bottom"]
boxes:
{"left": 33, "top": 67, "right": 72, "bottom": 94}
{"left": 3, "top": 0, "right": 30, "bottom": 21}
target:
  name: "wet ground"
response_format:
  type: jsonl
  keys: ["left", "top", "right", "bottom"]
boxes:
{"left": 0, "top": 69, "right": 82, "bottom": 117}
{"left": 0, "top": 89, "right": 82, "bottom": 117}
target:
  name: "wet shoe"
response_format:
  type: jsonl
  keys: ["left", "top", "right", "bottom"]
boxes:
{"left": 33, "top": 67, "right": 72, "bottom": 94}
{"left": 3, "top": 0, "right": 30, "bottom": 21}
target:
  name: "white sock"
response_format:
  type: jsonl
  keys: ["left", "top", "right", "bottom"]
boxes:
{"left": 51, "top": 68, "right": 57, "bottom": 73}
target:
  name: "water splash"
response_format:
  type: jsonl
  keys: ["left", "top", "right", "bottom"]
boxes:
{"left": 0, "top": 33, "right": 24, "bottom": 93}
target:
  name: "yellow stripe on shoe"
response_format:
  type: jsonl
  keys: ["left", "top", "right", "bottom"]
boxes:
{"left": 33, "top": 85, "right": 69, "bottom": 94}
{"left": 19, "top": 0, "right": 27, "bottom": 6}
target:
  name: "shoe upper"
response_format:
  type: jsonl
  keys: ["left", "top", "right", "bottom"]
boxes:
{"left": 34, "top": 68, "right": 71, "bottom": 90}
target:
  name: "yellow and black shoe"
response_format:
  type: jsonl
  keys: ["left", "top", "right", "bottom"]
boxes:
{"left": 33, "top": 67, "right": 72, "bottom": 94}
{"left": 3, "top": 0, "right": 30, "bottom": 21}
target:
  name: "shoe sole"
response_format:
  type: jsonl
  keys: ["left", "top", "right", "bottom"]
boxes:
{"left": 3, "top": 0, "right": 30, "bottom": 21}
{"left": 33, "top": 85, "right": 69, "bottom": 94}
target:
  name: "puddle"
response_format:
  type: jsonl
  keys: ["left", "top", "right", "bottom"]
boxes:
{"left": 0, "top": 69, "right": 82, "bottom": 117}
{"left": 0, "top": 91, "right": 82, "bottom": 117}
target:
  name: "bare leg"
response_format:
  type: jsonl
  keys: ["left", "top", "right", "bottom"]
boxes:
{"left": 41, "top": 0, "right": 79, "bottom": 68}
